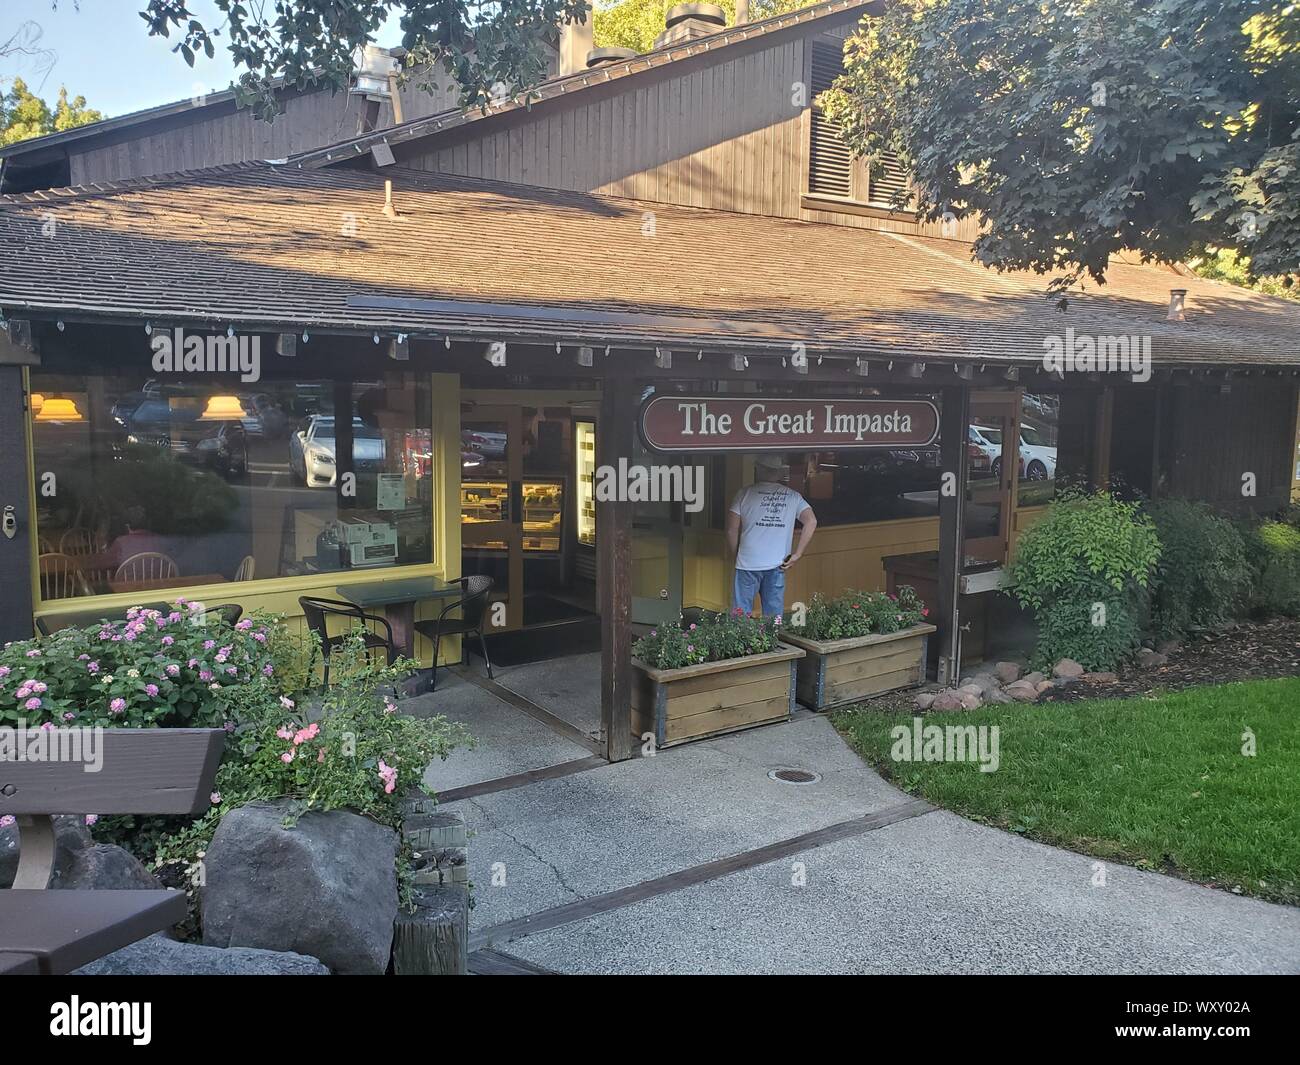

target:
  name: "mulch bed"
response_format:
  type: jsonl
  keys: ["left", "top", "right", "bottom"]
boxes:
{"left": 1040, "top": 617, "right": 1300, "bottom": 703}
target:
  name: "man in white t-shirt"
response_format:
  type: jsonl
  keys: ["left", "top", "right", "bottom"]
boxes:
{"left": 726, "top": 454, "right": 817, "bottom": 619}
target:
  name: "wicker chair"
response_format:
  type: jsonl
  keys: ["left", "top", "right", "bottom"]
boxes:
{"left": 413, "top": 575, "right": 494, "bottom": 692}
{"left": 298, "top": 596, "right": 397, "bottom": 688}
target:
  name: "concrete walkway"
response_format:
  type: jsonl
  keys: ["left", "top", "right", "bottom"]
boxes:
{"left": 431, "top": 709, "right": 1300, "bottom": 975}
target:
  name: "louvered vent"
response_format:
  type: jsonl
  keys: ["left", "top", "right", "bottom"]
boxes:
{"left": 809, "top": 42, "right": 851, "bottom": 198}
{"left": 808, "top": 41, "right": 912, "bottom": 209}
{"left": 866, "top": 151, "right": 910, "bottom": 209}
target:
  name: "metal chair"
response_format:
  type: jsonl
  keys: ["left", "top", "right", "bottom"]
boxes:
{"left": 206, "top": 604, "right": 244, "bottom": 626}
{"left": 297, "top": 596, "right": 397, "bottom": 688}
{"left": 38, "top": 553, "right": 92, "bottom": 600}
{"left": 413, "top": 576, "right": 494, "bottom": 692}
{"left": 114, "top": 552, "right": 179, "bottom": 584}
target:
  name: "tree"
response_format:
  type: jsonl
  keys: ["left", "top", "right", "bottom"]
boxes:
{"left": 822, "top": 0, "right": 1299, "bottom": 289}
{"left": 140, "top": 0, "right": 592, "bottom": 120}
{"left": 593, "top": 0, "right": 805, "bottom": 53}
{"left": 0, "top": 78, "right": 102, "bottom": 146}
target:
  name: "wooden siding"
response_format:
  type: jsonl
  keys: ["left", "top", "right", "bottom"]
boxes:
{"left": 398, "top": 33, "right": 981, "bottom": 241}
{"left": 68, "top": 80, "right": 462, "bottom": 187}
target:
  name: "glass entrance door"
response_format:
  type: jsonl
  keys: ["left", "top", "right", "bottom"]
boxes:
{"left": 461, "top": 405, "right": 523, "bottom": 631}
{"left": 966, "top": 393, "right": 1021, "bottom": 567}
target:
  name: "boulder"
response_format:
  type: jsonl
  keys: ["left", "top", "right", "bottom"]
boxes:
{"left": 74, "top": 933, "right": 328, "bottom": 976}
{"left": 984, "top": 687, "right": 1013, "bottom": 705}
{"left": 202, "top": 800, "right": 399, "bottom": 975}
{"left": 1082, "top": 671, "right": 1119, "bottom": 684}
{"left": 1022, "top": 672, "right": 1046, "bottom": 687}
{"left": 958, "top": 683, "right": 985, "bottom": 698}
{"left": 51, "top": 844, "right": 161, "bottom": 890}
{"left": 929, "top": 690, "right": 967, "bottom": 711}
{"left": 1052, "top": 658, "right": 1085, "bottom": 679}
{"left": 1035, "top": 680, "right": 1055, "bottom": 694}
{"left": 993, "top": 661, "right": 1023, "bottom": 684}
{"left": 1137, "top": 649, "right": 1168, "bottom": 669}
{"left": 1004, "top": 681, "right": 1039, "bottom": 703}
{"left": 969, "top": 673, "right": 1003, "bottom": 696}
{"left": 913, "top": 692, "right": 936, "bottom": 710}
{"left": 957, "top": 690, "right": 982, "bottom": 710}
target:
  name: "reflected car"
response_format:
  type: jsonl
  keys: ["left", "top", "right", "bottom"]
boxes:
{"left": 290, "top": 415, "right": 386, "bottom": 488}
{"left": 1019, "top": 425, "right": 1057, "bottom": 481}
{"left": 121, "top": 399, "right": 249, "bottom": 478}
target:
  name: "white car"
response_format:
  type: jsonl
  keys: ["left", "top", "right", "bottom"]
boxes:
{"left": 1018, "top": 425, "right": 1057, "bottom": 481}
{"left": 290, "top": 416, "right": 386, "bottom": 488}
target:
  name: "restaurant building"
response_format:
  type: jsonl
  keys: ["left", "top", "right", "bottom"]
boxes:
{"left": 1, "top": 1, "right": 1298, "bottom": 761}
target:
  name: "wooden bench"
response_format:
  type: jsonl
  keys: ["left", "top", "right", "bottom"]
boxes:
{"left": 0, "top": 728, "right": 223, "bottom": 975}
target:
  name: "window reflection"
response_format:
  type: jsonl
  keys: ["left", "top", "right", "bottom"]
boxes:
{"left": 31, "top": 373, "right": 433, "bottom": 600}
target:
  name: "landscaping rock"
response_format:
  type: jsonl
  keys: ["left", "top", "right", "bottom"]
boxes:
{"left": 202, "top": 800, "right": 399, "bottom": 975}
{"left": 1137, "top": 649, "right": 1168, "bottom": 669}
{"left": 958, "top": 683, "right": 985, "bottom": 698}
{"left": 1082, "top": 671, "right": 1119, "bottom": 684}
{"left": 993, "top": 661, "right": 1023, "bottom": 684}
{"left": 74, "top": 933, "right": 329, "bottom": 976}
{"left": 913, "top": 692, "right": 936, "bottom": 710}
{"left": 1035, "top": 680, "right": 1055, "bottom": 694}
{"left": 1052, "top": 658, "right": 1085, "bottom": 679}
{"left": 969, "top": 673, "right": 1003, "bottom": 696}
{"left": 51, "top": 844, "right": 161, "bottom": 890}
{"left": 984, "top": 687, "right": 1013, "bottom": 705}
{"left": 1004, "top": 681, "right": 1039, "bottom": 703}
{"left": 1022, "top": 672, "right": 1046, "bottom": 687}
{"left": 957, "top": 691, "right": 982, "bottom": 710}
{"left": 929, "top": 690, "right": 967, "bottom": 711}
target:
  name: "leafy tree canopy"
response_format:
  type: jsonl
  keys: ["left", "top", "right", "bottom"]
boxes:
{"left": 822, "top": 0, "right": 1299, "bottom": 288}
{"left": 0, "top": 78, "right": 103, "bottom": 147}
{"left": 140, "top": 0, "right": 592, "bottom": 119}
{"left": 593, "top": 0, "right": 804, "bottom": 53}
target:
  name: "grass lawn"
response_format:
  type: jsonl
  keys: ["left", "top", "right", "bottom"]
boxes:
{"left": 833, "top": 678, "right": 1300, "bottom": 905}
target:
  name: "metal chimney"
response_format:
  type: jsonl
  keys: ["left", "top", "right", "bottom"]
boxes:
{"left": 560, "top": 13, "right": 595, "bottom": 76}
{"left": 654, "top": 3, "right": 728, "bottom": 49}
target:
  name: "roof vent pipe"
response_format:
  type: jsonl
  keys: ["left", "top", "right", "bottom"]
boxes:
{"left": 654, "top": 4, "right": 727, "bottom": 49}
{"left": 736, "top": 0, "right": 750, "bottom": 24}
{"left": 1168, "top": 289, "right": 1187, "bottom": 322}
{"left": 587, "top": 46, "right": 638, "bottom": 69}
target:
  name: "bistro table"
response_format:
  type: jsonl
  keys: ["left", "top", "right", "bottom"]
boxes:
{"left": 334, "top": 575, "right": 464, "bottom": 662}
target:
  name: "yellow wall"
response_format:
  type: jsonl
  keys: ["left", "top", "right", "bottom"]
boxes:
{"left": 29, "top": 371, "right": 465, "bottom": 671}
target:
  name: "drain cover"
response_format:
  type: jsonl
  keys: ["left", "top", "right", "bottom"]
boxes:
{"left": 768, "top": 767, "right": 821, "bottom": 785}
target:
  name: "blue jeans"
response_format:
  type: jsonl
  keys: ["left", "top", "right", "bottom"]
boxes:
{"left": 733, "top": 567, "right": 786, "bottom": 619}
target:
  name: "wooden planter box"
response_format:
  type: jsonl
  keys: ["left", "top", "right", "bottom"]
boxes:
{"left": 631, "top": 645, "right": 805, "bottom": 748}
{"left": 780, "top": 623, "right": 936, "bottom": 711}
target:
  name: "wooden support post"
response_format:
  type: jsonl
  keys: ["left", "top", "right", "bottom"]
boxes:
{"left": 598, "top": 379, "right": 635, "bottom": 762}
{"left": 936, "top": 385, "right": 970, "bottom": 687}
{"left": 391, "top": 886, "right": 468, "bottom": 975}
{"left": 0, "top": 368, "right": 34, "bottom": 644}
{"left": 1091, "top": 386, "right": 1114, "bottom": 488}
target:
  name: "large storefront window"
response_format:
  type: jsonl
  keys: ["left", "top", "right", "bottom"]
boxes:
{"left": 1017, "top": 391, "right": 1059, "bottom": 507}
{"left": 787, "top": 447, "right": 942, "bottom": 526}
{"left": 30, "top": 372, "right": 433, "bottom": 601}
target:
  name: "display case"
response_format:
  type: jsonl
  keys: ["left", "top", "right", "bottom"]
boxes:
{"left": 575, "top": 419, "right": 596, "bottom": 548}
{"left": 460, "top": 478, "right": 564, "bottom": 554}
{"left": 522, "top": 479, "right": 563, "bottom": 553}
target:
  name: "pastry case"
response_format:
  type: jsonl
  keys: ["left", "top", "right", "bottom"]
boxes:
{"left": 521, "top": 479, "right": 564, "bottom": 554}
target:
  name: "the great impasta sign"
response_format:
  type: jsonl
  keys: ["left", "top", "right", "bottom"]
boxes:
{"left": 639, "top": 396, "right": 940, "bottom": 452}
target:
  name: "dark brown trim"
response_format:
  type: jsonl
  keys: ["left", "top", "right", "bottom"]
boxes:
{"left": 0, "top": 367, "right": 33, "bottom": 643}
{"left": 468, "top": 948, "right": 558, "bottom": 975}
{"left": 598, "top": 382, "right": 636, "bottom": 763}
{"left": 469, "top": 798, "right": 934, "bottom": 951}
{"left": 801, "top": 193, "right": 919, "bottom": 222}
{"left": 435, "top": 755, "right": 609, "bottom": 804}
{"left": 936, "top": 385, "right": 969, "bottom": 685}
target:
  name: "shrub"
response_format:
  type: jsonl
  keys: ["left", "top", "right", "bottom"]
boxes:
{"left": 1005, "top": 488, "right": 1161, "bottom": 670}
{"left": 787, "top": 585, "right": 929, "bottom": 642}
{"left": 1145, "top": 499, "right": 1253, "bottom": 638}
{"left": 0, "top": 600, "right": 280, "bottom": 728}
{"left": 1244, "top": 520, "right": 1300, "bottom": 616}
{"left": 632, "top": 609, "right": 780, "bottom": 669}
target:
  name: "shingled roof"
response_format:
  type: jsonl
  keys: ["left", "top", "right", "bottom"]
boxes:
{"left": 1, "top": 162, "right": 1297, "bottom": 367}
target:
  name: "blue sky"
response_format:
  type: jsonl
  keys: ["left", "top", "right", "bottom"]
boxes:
{"left": 3, "top": 1, "right": 403, "bottom": 118}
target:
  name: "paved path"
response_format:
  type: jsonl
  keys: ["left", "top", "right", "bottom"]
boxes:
{"left": 437, "top": 713, "right": 1300, "bottom": 975}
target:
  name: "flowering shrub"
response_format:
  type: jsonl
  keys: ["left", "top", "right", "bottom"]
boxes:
{"left": 632, "top": 609, "right": 781, "bottom": 670}
{"left": 786, "top": 586, "right": 928, "bottom": 642}
{"left": 0, "top": 601, "right": 281, "bottom": 728}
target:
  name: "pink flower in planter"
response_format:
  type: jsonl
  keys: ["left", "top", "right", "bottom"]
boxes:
{"left": 166, "top": 665, "right": 180, "bottom": 677}
{"left": 0, "top": 666, "right": 9, "bottom": 678}
{"left": 86, "top": 661, "right": 99, "bottom": 673}
{"left": 199, "top": 671, "right": 213, "bottom": 682}
{"left": 203, "top": 640, "right": 216, "bottom": 651}
{"left": 0, "top": 815, "right": 15, "bottom": 828}
{"left": 161, "top": 636, "right": 174, "bottom": 646}
{"left": 279, "top": 696, "right": 295, "bottom": 710}
{"left": 31, "top": 681, "right": 46, "bottom": 694}
{"left": 24, "top": 697, "right": 41, "bottom": 711}
{"left": 39, "top": 722, "right": 54, "bottom": 731}
{"left": 109, "top": 698, "right": 126, "bottom": 714}
{"left": 281, "top": 750, "right": 295, "bottom": 764}
{"left": 62, "top": 712, "right": 75, "bottom": 721}
{"left": 210, "top": 792, "right": 221, "bottom": 805}
{"left": 25, "top": 649, "right": 40, "bottom": 657}
{"left": 262, "top": 664, "right": 274, "bottom": 676}
{"left": 84, "top": 814, "right": 98, "bottom": 826}
{"left": 276, "top": 726, "right": 294, "bottom": 741}
{"left": 253, "top": 632, "right": 267, "bottom": 643}
{"left": 145, "top": 684, "right": 159, "bottom": 698}
{"left": 236, "top": 619, "right": 253, "bottom": 631}
{"left": 317, "top": 748, "right": 326, "bottom": 763}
